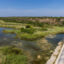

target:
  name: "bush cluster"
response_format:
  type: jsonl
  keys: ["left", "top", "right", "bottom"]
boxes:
{"left": 3, "top": 46, "right": 22, "bottom": 55}
{"left": 21, "top": 25, "right": 36, "bottom": 34}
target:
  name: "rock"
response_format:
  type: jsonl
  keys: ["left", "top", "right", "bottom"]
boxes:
{"left": 58, "top": 42, "right": 63, "bottom": 46}
{"left": 37, "top": 55, "right": 41, "bottom": 59}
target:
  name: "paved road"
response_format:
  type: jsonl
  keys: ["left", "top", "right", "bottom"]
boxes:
{"left": 55, "top": 45, "right": 64, "bottom": 64}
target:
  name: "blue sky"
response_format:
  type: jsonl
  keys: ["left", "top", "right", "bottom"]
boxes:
{"left": 0, "top": 0, "right": 64, "bottom": 17}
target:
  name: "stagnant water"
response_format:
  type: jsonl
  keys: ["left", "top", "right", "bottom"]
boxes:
{"left": 0, "top": 27, "right": 64, "bottom": 64}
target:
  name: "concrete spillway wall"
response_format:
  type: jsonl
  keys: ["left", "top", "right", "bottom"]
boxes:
{"left": 46, "top": 41, "right": 63, "bottom": 64}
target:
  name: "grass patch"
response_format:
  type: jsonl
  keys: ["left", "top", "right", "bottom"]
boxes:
{"left": 1, "top": 46, "right": 28, "bottom": 64}
{"left": 2, "top": 25, "right": 64, "bottom": 40}
{"left": 4, "top": 54, "right": 27, "bottom": 64}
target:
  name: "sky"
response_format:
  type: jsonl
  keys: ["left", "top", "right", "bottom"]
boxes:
{"left": 0, "top": 0, "right": 64, "bottom": 17}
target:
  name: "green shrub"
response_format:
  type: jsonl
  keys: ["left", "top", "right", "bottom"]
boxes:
{"left": 3, "top": 46, "right": 23, "bottom": 55}
{"left": 2, "top": 46, "right": 28, "bottom": 64}
{"left": 26, "top": 25, "right": 32, "bottom": 28}
{"left": 21, "top": 27, "right": 36, "bottom": 34}
{"left": 42, "top": 28, "right": 48, "bottom": 31}
{"left": 3, "top": 54, "right": 28, "bottom": 64}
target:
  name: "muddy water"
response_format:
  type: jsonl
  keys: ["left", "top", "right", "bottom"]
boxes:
{"left": 0, "top": 28, "right": 64, "bottom": 64}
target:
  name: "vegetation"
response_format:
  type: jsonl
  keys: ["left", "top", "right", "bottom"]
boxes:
{"left": 0, "top": 17, "right": 64, "bottom": 64}
{"left": 21, "top": 27, "right": 35, "bottom": 34}
{"left": 0, "top": 46, "right": 28, "bottom": 64}
{"left": 3, "top": 26, "right": 64, "bottom": 40}
{"left": 0, "top": 17, "right": 64, "bottom": 26}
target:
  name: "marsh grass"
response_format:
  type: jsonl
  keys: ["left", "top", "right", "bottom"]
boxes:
{"left": 3, "top": 54, "right": 27, "bottom": 64}
{"left": 2, "top": 22, "right": 64, "bottom": 40}
{"left": 1, "top": 46, "right": 28, "bottom": 64}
